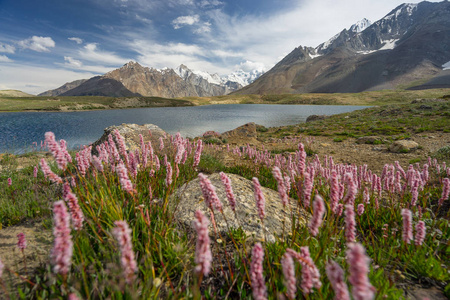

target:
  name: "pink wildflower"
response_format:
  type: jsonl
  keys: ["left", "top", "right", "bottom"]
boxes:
{"left": 303, "top": 172, "right": 313, "bottom": 208}
{"left": 7, "top": 177, "right": 11, "bottom": 186}
{"left": 347, "top": 243, "right": 376, "bottom": 300}
{"left": 159, "top": 137, "right": 164, "bottom": 151}
{"left": 220, "top": 172, "right": 236, "bottom": 212}
{"left": 50, "top": 201, "right": 73, "bottom": 276}
{"left": 17, "top": 233, "right": 27, "bottom": 251}
{"left": 91, "top": 155, "right": 104, "bottom": 173}
{"left": 68, "top": 294, "right": 81, "bottom": 300}
{"left": 286, "top": 247, "right": 321, "bottom": 294}
{"left": 165, "top": 162, "right": 173, "bottom": 187}
{"left": 439, "top": 178, "right": 450, "bottom": 206}
{"left": 33, "top": 165, "right": 38, "bottom": 178}
{"left": 116, "top": 161, "right": 134, "bottom": 194}
{"left": 250, "top": 243, "right": 267, "bottom": 300}
{"left": 39, "top": 158, "right": 63, "bottom": 184}
{"left": 174, "top": 142, "right": 185, "bottom": 165}
{"left": 193, "top": 210, "right": 212, "bottom": 277}
{"left": 326, "top": 260, "right": 350, "bottom": 300}
{"left": 62, "top": 183, "right": 84, "bottom": 231}
{"left": 343, "top": 173, "right": 357, "bottom": 206}
{"left": 345, "top": 204, "right": 356, "bottom": 243}
{"left": 401, "top": 208, "right": 413, "bottom": 244}
{"left": 272, "top": 167, "right": 288, "bottom": 206}
{"left": 252, "top": 177, "right": 266, "bottom": 222}
{"left": 193, "top": 139, "right": 203, "bottom": 167}
{"left": 336, "top": 204, "right": 344, "bottom": 217}
{"left": 330, "top": 170, "right": 340, "bottom": 213}
{"left": 112, "top": 220, "right": 138, "bottom": 284}
{"left": 198, "top": 173, "right": 223, "bottom": 211}
{"left": 357, "top": 204, "right": 364, "bottom": 216}
{"left": 281, "top": 252, "right": 296, "bottom": 299}
{"left": 0, "top": 258, "right": 3, "bottom": 278}
{"left": 309, "top": 195, "right": 325, "bottom": 237}
{"left": 113, "top": 129, "right": 127, "bottom": 157}
{"left": 415, "top": 221, "right": 426, "bottom": 246}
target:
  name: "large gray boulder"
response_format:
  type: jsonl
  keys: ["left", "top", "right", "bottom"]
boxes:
{"left": 173, "top": 173, "right": 309, "bottom": 242}
{"left": 91, "top": 123, "right": 167, "bottom": 154}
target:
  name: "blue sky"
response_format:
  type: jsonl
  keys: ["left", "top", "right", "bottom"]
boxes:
{"left": 0, "top": 0, "right": 442, "bottom": 94}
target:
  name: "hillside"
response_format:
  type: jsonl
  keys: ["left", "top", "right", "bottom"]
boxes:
{"left": 235, "top": 1, "right": 450, "bottom": 94}
{"left": 0, "top": 90, "right": 35, "bottom": 97}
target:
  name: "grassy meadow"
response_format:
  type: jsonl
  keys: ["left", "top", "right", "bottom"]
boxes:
{"left": 0, "top": 88, "right": 449, "bottom": 112}
{"left": 0, "top": 95, "right": 449, "bottom": 299}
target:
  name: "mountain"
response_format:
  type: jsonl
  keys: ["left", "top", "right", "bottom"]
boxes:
{"left": 40, "top": 62, "right": 264, "bottom": 98}
{"left": 235, "top": 1, "right": 450, "bottom": 94}
{"left": 59, "top": 77, "right": 140, "bottom": 97}
{"left": 38, "top": 79, "right": 88, "bottom": 96}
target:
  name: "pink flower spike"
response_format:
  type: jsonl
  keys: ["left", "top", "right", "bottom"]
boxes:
{"left": 286, "top": 247, "right": 321, "bottom": 294}
{"left": 347, "top": 243, "right": 376, "bottom": 300}
{"left": 415, "top": 221, "right": 426, "bottom": 246}
{"left": 308, "top": 195, "right": 325, "bottom": 237}
{"left": 193, "top": 210, "right": 212, "bottom": 277}
{"left": 165, "top": 162, "right": 173, "bottom": 187}
{"left": 198, "top": 173, "right": 223, "bottom": 211}
{"left": 193, "top": 139, "right": 203, "bottom": 167}
{"left": 344, "top": 204, "right": 356, "bottom": 243}
{"left": 326, "top": 260, "right": 350, "bottom": 300}
{"left": 250, "top": 243, "right": 267, "bottom": 300}
{"left": 252, "top": 177, "right": 266, "bottom": 222}
{"left": 0, "top": 258, "right": 4, "bottom": 278}
{"left": 112, "top": 220, "right": 138, "bottom": 284}
{"left": 439, "top": 178, "right": 450, "bottom": 206}
{"left": 50, "top": 201, "right": 73, "bottom": 276}
{"left": 33, "top": 165, "right": 38, "bottom": 178}
{"left": 7, "top": 177, "right": 12, "bottom": 186}
{"left": 357, "top": 204, "right": 364, "bottom": 216}
{"left": 401, "top": 208, "right": 413, "bottom": 244}
{"left": 17, "top": 233, "right": 27, "bottom": 251}
{"left": 220, "top": 172, "right": 236, "bottom": 212}
{"left": 281, "top": 252, "right": 296, "bottom": 299}
{"left": 63, "top": 183, "right": 85, "bottom": 231}
{"left": 272, "top": 167, "right": 288, "bottom": 206}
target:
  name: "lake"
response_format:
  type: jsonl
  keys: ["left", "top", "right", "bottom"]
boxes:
{"left": 0, "top": 104, "right": 367, "bottom": 153}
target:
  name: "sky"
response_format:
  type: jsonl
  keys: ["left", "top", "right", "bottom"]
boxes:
{"left": 0, "top": 0, "right": 443, "bottom": 94}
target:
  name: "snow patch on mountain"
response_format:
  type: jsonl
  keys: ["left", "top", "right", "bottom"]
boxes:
{"left": 384, "top": 3, "right": 418, "bottom": 20}
{"left": 350, "top": 18, "right": 372, "bottom": 33}
{"left": 443, "top": 60, "right": 450, "bottom": 70}
{"left": 380, "top": 39, "right": 399, "bottom": 50}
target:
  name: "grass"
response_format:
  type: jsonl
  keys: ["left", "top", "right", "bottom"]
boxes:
{"left": 0, "top": 96, "right": 193, "bottom": 112}
{"left": 257, "top": 98, "right": 450, "bottom": 142}
{"left": 0, "top": 123, "right": 449, "bottom": 299}
{"left": 1, "top": 88, "right": 449, "bottom": 112}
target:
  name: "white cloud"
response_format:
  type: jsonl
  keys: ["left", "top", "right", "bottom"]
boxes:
{"left": 0, "top": 55, "right": 13, "bottom": 62}
{"left": 61, "top": 56, "right": 117, "bottom": 73}
{"left": 172, "top": 15, "right": 199, "bottom": 29}
{"left": 199, "top": 0, "right": 223, "bottom": 7}
{"left": 64, "top": 56, "right": 83, "bottom": 68}
{"left": 78, "top": 43, "right": 130, "bottom": 65}
{"left": 68, "top": 37, "right": 83, "bottom": 44}
{"left": 18, "top": 36, "right": 55, "bottom": 52}
{"left": 194, "top": 22, "right": 212, "bottom": 34}
{"left": 236, "top": 60, "right": 266, "bottom": 72}
{"left": 0, "top": 43, "right": 15, "bottom": 54}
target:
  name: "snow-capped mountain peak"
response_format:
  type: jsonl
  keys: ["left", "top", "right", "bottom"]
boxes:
{"left": 349, "top": 18, "right": 372, "bottom": 33}
{"left": 174, "top": 64, "right": 265, "bottom": 88}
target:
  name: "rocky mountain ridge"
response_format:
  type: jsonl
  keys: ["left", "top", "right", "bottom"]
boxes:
{"left": 39, "top": 62, "right": 264, "bottom": 98}
{"left": 235, "top": 1, "right": 450, "bottom": 94}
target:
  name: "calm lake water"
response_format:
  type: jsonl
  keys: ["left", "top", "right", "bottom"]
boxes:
{"left": 0, "top": 104, "right": 367, "bottom": 153}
